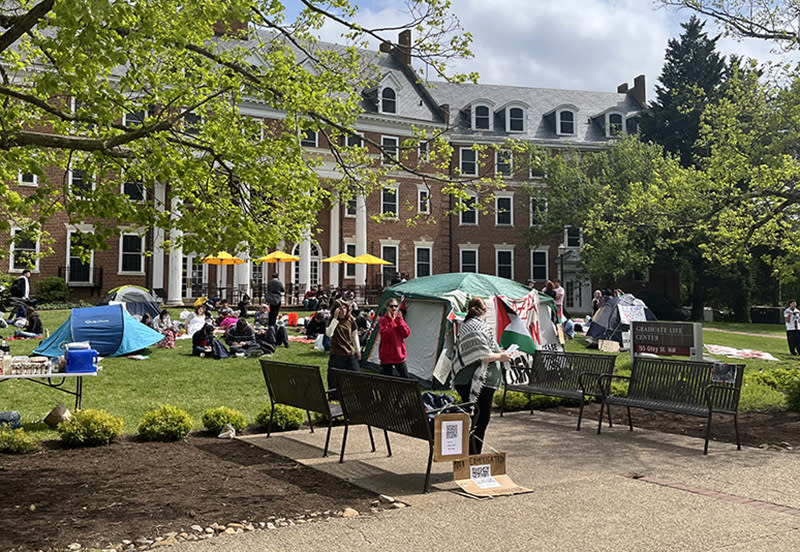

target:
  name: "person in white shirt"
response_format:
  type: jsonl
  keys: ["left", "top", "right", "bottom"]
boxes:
{"left": 784, "top": 300, "right": 800, "bottom": 355}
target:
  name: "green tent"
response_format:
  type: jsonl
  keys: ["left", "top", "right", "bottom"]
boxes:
{"left": 362, "top": 273, "right": 559, "bottom": 382}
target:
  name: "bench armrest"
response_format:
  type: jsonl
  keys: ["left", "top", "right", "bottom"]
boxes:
{"left": 578, "top": 371, "right": 609, "bottom": 396}
{"left": 704, "top": 383, "right": 741, "bottom": 412}
{"left": 596, "top": 373, "right": 631, "bottom": 398}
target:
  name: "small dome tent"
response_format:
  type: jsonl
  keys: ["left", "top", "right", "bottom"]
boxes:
{"left": 584, "top": 293, "right": 657, "bottom": 346}
{"left": 33, "top": 304, "right": 164, "bottom": 357}
{"left": 99, "top": 285, "right": 159, "bottom": 320}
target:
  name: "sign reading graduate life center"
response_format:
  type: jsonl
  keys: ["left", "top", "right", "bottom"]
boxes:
{"left": 631, "top": 321, "right": 703, "bottom": 359}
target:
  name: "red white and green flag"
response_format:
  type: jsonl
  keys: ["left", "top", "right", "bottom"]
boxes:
{"left": 494, "top": 296, "right": 538, "bottom": 355}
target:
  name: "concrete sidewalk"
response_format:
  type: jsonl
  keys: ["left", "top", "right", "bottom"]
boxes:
{"left": 170, "top": 410, "right": 800, "bottom": 552}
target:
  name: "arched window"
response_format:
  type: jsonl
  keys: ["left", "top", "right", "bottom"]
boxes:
{"left": 473, "top": 105, "right": 491, "bottom": 130}
{"left": 508, "top": 107, "right": 525, "bottom": 132}
{"left": 557, "top": 110, "right": 575, "bottom": 135}
{"left": 381, "top": 87, "right": 396, "bottom": 114}
{"left": 607, "top": 113, "right": 623, "bottom": 137}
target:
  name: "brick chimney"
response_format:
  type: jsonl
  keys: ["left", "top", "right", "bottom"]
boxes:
{"left": 630, "top": 74, "right": 646, "bottom": 107}
{"left": 394, "top": 29, "right": 412, "bottom": 66}
{"left": 617, "top": 83, "right": 629, "bottom": 94}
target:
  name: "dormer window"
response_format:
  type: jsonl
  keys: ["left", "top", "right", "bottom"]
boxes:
{"left": 508, "top": 107, "right": 525, "bottom": 132}
{"left": 626, "top": 116, "right": 639, "bottom": 135}
{"left": 381, "top": 87, "right": 397, "bottom": 114}
{"left": 473, "top": 105, "right": 491, "bottom": 130}
{"left": 606, "top": 112, "right": 623, "bottom": 137}
{"left": 557, "top": 109, "right": 575, "bottom": 135}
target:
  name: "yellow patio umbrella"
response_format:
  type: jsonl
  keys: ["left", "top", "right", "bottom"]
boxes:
{"left": 201, "top": 251, "right": 245, "bottom": 265}
{"left": 352, "top": 253, "right": 391, "bottom": 265}
{"left": 254, "top": 250, "right": 301, "bottom": 263}
{"left": 321, "top": 252, "right": 358, "bottom": 264}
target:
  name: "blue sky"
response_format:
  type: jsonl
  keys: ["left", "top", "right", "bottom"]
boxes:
{"left": 283, "top": 0, "right": 785, "bottom": 102}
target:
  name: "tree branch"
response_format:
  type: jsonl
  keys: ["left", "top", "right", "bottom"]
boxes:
{"left": 0, "top": 0, "right": 54, "bottom": 54}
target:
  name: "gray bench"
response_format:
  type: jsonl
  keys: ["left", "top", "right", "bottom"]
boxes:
{"left": 501, "top": 350, "right": 617, "bottom": 430}
{"left": 332, "top": 369, "right": 472, "bottom": 493}
{"left": 260, "top": 359, "right": 361, "bottom": 457}
{"left": 597, "top": 357, "right": 745, "bottom": 454}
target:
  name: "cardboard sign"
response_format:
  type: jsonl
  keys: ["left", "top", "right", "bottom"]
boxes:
{"left": 433, "top": 412, "right": 470, "bottom": 462}
{"left": 452, "top": 452, "right": 532, "bottom": 497}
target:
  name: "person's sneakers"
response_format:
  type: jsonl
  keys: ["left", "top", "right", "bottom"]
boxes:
{"left": 235, "top": 352, "right": 245, "bottom": 358}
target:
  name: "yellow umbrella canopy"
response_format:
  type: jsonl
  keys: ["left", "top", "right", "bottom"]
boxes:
{"left": 352, "top": 253, "right": 391, "bottom": 265}
{"left": 201, "top": 251, "right": 245, "bottom": 265}
{"left": 321, "top": 253, "right": 358, "bottom": 264}
{"left": 254, "top": 250, "right": 301, "bottom": 263}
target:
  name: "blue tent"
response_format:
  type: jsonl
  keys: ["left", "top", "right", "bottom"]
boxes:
{"left": 34, "top": 304, "right": 164, "bottom": 357}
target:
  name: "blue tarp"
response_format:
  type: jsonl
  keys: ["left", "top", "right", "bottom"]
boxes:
{"left": 34, "top": 304, "right": 164, "bottom": 357}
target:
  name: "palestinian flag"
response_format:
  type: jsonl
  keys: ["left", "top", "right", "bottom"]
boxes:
{"left": 495, "top": 296, "right": 538, "bottom": 355}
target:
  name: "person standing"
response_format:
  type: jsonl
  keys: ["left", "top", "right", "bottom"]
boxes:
{"left": 552, "top": 278, "right": 566, "bottom": 317}
{"left": 326, "top": 297, "right": 360, "bottom": 391}
{"left": 378, "top": 298, "right": 411, "bottom": 378}
{"left": 785, "top": 300, "right": 800, "bottom": 355}
{"left": 453, "top": 296, "right": 512, "bottom": 454}
{"left": 266, "top": 272, "right": 285, "bottom": 326}
{"left": 11, "top": 269, "right": 31, "bottom": 300}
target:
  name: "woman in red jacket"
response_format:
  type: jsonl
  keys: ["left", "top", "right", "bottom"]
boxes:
{"left": 378, "top": 298, "right": 411, "bottom": 378}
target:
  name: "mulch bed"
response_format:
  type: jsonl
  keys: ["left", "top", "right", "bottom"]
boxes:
{"left": 0, "top": 434, "right": 378, "bottom": 552}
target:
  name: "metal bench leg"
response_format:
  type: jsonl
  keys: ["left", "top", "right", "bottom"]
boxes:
{"left": 267, "top": 404, "right": 275, "bottom": 438}
{"left": 339, "top": 423, "right": 349, "bottom": 463}
{"left": 423, "top": 442, "right": 434, "bottom": 494}
{"left": 734, "top": 413, "right": 741, "bottom": 451}
{"left": 500, "top": 387, "right": 507, "bottom": 417}
{"left": 625, "top": 406, "right": 633, "bottom": 431}
{"left": 367, "top": 425, "right": 376, "bottom": 452}
{"left": 597, "top": 401, "right": 606, "bottom": 434}
{"left": 577, "top": 395, "right": 585, "bottom": 431}
{"left": 528, "top": 393, "right": 534, "bottom": 415}
{"left": 704, "top": 411, "right": 713, "bottom": 455}
{"left": 384, "top": 429, "right": 392, "bottom": 457}
{"left": 323, "top": 419, "right": 333, "bottom": 457}
{"left": 307, "top": 410, "right": 315, "bottom": 433}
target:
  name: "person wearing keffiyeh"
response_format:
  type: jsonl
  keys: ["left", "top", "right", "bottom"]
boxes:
{"left": 453, "top": 296, "right": 512, "bottom": 454}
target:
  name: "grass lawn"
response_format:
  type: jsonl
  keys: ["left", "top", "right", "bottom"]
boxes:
{"left": 1, "top": 309, "right": 796, "bottom": 437}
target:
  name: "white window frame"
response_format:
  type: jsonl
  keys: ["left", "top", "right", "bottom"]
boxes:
{"left": 123, "top": 107, "right": 148, "bottom": 127}
{"left": 565, "top": 226, "right": 583, "bottom": 248}
{"left": 495, "top": 194, "right": 514, "bottom": 227}
{"left": 418, "top": 140, "right": 429, "bottom": 162}
{"left": 472, "top": 104, "right": 492, "bottom": 131}
{"left": 300, "top": 128, "right": 318, "bottom": 148}
{"left": 119, "top": 231, "right": 145, "bottom": 275}
{"left": 182, "top": 111, "right": 202, "bottom": 135}
{"left": 606, "top": 112, "right": 624, "bottom": 137}
{"left": 9, "top": 227, "right": 40, "bottom": 273}
{"left": 69, "top": 167, "right": 95, "bottom": 196}
{"left": 381, "top": 243, "right": 399, "bottom": 286}
{"left": 345, "top": 242, "right": 357, "bottom": 278}
{"left": 381, "top": 185, "right": 398, "bottom": 218}
{"left": 121, "top": 171, "right": 146, "bottom": 202}
{"left": 344, "top": 197, "right": 357, "bottom": 218}
{"left": 381, "top": 135, "right": 399, "bottom": 165}
{"left": 557, "top": 109, "right": 576, "bottom": 136}
{"left": 529, "top": 196, "right": 548, "bottom": 226}
{"left": 342, "top": 132, "right": 364, "bottom": 148}
{"left": 67, "top": 227, "right": 95, "bottom": 286}
{"left": 17, "top": 171, "right": 37, "bottom": 187}
{"left": 415, "top": 245, "right": 432, "bottom": 278}
{"left": 380, "top": 86, "right": 397, "bottom": 114}
{"left": 531, "top": 249, "right": 548, "bottom": 282}
{"left": 460, "top": 147, "right": 477, "bottom": 176}
{"left": 496, "top": 248, "right": 514, "bottom": 280}
{"left": 417, "top": 187, "right": 430, "bottom": 214}
{"left": 459, "top": 193, "right": 478, "bottom": 226}
{"left": 506, "top": 106, "right": 526, "bottom": 133}
{"left": 496, "top": 149, "right": 513, "bottom": 177}
{"left": 459, "top": 246, "right": 479, "bottom": 273}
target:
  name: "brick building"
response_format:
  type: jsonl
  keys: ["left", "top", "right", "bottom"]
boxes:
{"left": 5, "top": 30, "right": 646, "bottom": 313}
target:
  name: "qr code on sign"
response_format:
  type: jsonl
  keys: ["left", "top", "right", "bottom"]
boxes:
{"left": 445, "top": 424, "right": 459, "bottom": 440}
{"left": 471, "top": 465, "right": 491, "bottom": 480}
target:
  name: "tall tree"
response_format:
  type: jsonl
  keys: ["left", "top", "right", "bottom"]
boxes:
{"left": 639, "top": 16, "right": 727, "bottom": 168}
{"left": 0, "top": 0, "right": 475, "bottom": 259}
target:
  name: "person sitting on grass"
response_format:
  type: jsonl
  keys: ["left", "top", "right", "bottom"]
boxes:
{"left": 153, "top": 309, "right": 177, "bottom": 349}
{"left": 225, "top": 318, "right": 262, "bottom": 357}
{"left": 217, "top": 309, "right": 238, "bottom": 333}
{"left": 254, "top": 304, "right": 270, "bottom": 327}
{"left": 192, "top": 324, "right": 215, "bottom": 357}
{"left": 12, "top": 306, "right": 43, "bottom": 339}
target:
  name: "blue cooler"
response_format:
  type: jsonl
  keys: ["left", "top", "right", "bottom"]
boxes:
{"left": 66, "top": 349, "right": 98, "bottom": 373}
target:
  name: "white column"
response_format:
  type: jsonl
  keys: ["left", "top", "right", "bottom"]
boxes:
{"left": 166, "top": 197, "right": 183, "bottom": 305}
{"left": 355, "top": 193, "right": 367, "bottom": 286}
{"left": 151, "top": 182, "right": 166, "bottom": 292}
{"left": 299, "top": 234, "right": 312, "bottom": 289}
{"left": 329, "top": 201, "right": 341, "bottom": 287}
{"left": 234, "top": 251, "right": 250, "bottom": 296}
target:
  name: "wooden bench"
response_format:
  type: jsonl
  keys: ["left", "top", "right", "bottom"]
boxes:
{"left": 260, "top": 359, "right": 359, "bottom": 457}
{"left": 597, "top": 357, "right": 745, "bottom": 454}
{"left": 500, "top": 350, "right": 617, "bottom": 430}
{"left": 332, "top": 369, "right": 472, "bottom": 493}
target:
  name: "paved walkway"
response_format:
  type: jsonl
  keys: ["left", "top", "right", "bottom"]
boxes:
{"left": 169, "top": 410, "right": 800, "bottom": 552}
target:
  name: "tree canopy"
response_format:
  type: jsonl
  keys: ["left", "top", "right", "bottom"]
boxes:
{"left": 0, "top": 0, "right": 474, "bottom": 259}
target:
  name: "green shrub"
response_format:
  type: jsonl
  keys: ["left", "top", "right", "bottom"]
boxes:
{"left": 740, "top": 382, "right": 788, "bottom": 412}
{"left": 202, "top": 406, "right": 247, "bottom": 433}
{"left": 138, "top": 405, "right": 193, "bottom": 441}
{"left": 0, "top": 428, "right": 41, "bottom": 454}
{"left": 36, "top": 276, "right": 70, "bottom": 304}
{"left": 57, "top": 409, "right": 123, "bottom": 447}
{"left": 745, "top": 368, "right": 800, "bottom": 392}
{"left": 255, "top": 403, "right": 304, "bottom": 431}
{"left": 492, "top": 391, "right": 564, "bottom": 410}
